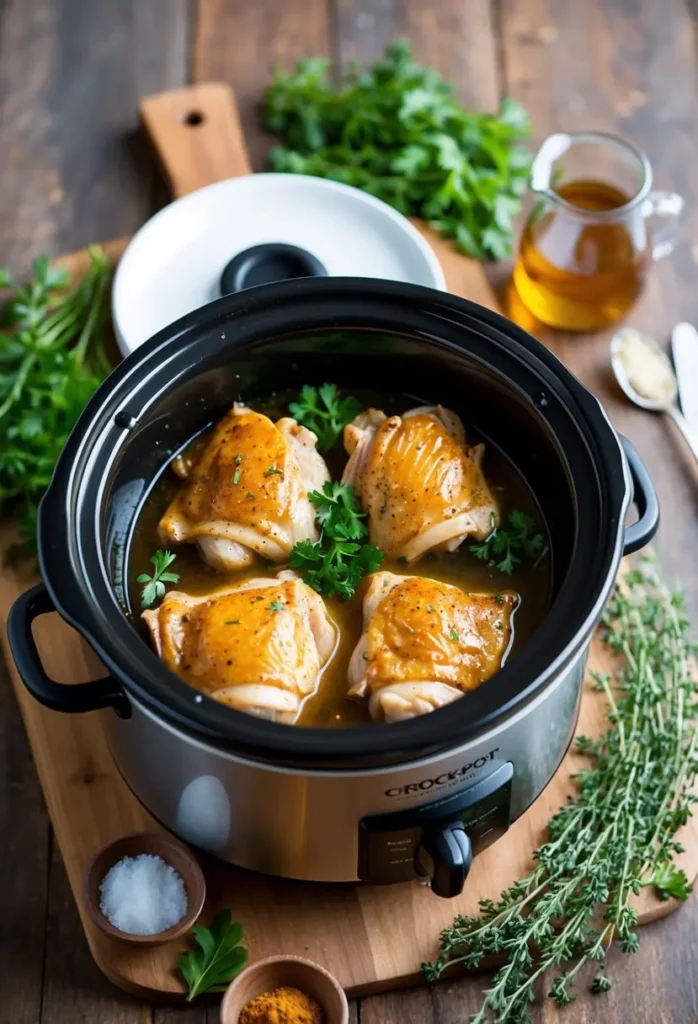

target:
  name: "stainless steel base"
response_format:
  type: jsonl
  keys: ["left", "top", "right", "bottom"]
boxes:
{"left": 103, "top": 646, "right": 585, "bottom": 883}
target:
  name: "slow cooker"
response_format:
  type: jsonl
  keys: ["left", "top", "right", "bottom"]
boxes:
{"left": 8, "top": 278, "right": 658, "bottom": 898}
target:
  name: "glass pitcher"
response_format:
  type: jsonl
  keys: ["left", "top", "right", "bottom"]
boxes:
{"left": 512, "top": 132, "right": 684, "bottom": 331}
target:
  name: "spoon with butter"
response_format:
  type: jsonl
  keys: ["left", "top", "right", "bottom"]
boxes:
{"left": 611, "top": 327, "right": 698, "bottom": 464}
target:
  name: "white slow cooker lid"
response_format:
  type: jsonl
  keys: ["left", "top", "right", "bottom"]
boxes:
{"left": 112, "top": 173, "right": 445, "bottom": 357}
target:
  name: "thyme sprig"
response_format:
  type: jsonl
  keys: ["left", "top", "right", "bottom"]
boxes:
{"left": 424, "top": 556, "right": 698, "bottom": 1022}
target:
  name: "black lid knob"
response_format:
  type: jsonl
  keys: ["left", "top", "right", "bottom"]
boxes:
{"left": 416, "top": 822, "right": 472, "bottom": 898}
{"left": 220, "top": 243, "right": 328, "bottom": 295}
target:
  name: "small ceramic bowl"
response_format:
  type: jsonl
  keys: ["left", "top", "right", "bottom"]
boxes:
{"left": 220, "top": 955, "right": 349, "bottom": 1024}
{"left": 84, "top": 831, "right": 206, "bottom": 945}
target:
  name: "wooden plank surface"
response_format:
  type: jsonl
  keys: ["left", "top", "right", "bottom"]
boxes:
{"left": 0, "top": 3, "right": 192, "bottom": 1024}
{"left": 0, "top": 0, "right": 697, "bottom": 1020}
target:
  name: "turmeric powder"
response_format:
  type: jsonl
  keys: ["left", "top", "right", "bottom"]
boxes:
{"left": 238, "top": 985, "right": 324, "bottom": 1024}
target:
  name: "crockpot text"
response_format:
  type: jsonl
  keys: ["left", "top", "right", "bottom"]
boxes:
{"left": 384, "top": 749, "right": 500, "bottom": 797}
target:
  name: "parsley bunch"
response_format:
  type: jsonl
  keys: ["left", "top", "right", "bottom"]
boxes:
{"left": 470, "top": 509, "right": 547, "bottom": 575}
{"left": 289, "top": 481, "right": 383, "bottom": 598}
{"left": 264, "top": 41, "right": 531, "bottom": 260}
{"left": 425, "top": 557, "right": 698, "bottom": 1021}
{"left": 289, "top": 383, "right": 361, "bottom": 451}
{"left": 0, "top": 247, "right": 113, "bottom": 561}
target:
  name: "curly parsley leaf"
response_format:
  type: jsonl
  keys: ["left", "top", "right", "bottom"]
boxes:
{"left": 264, "top": 41, "right": 531, "bottom": 261}
{"left": 288, "top": 383, "right": 361, "bottom": 451}
{"left": 289, "top": 482, "right": 383, "bottom": 598}
{"left": 0, "top": 247, "right": 113, "bottom": 563}
{"left": 649, "top": 864, "right": 692, "bottom": 902}
{"left": 137, "top": 550, "right": 180, "bottom": 608}
{"left": 178, "top": 910, "right": 248, "bottom": 1001}
{"left": 470, "top": 508, "right": 547, "bottom": 575}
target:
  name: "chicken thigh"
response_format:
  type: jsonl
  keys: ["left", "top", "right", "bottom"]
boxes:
{"left": 159, "top": 406, "right": 329, "bottom": 571}
{"left": 348, "top": 571, "right": 516, "bottom": 723}
{"left": 342, "top": 405, "right": 498, "bottom": 561}
{"left": 142, "top": 573, "right": 336, "bottom": 723}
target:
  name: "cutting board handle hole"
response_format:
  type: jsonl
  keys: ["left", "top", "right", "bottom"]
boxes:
{"left": 183, "top": 110, "right": 204, "bottom": 127}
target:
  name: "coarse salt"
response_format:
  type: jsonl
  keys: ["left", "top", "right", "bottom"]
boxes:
{"left": 99, "top": 853, "right": 188, "bottom": 935}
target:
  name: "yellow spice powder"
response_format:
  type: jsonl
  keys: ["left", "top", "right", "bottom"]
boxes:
{"left": 238, "top": 985, "right": 324, "bottom": 1024}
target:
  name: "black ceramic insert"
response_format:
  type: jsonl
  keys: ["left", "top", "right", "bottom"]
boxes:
{"left": 11, "top": 278, "right": 658, "bottom": 769}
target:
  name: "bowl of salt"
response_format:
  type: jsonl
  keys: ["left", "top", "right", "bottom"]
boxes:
{"left": 84, "top": 832, "right": 206, "bottom": 945}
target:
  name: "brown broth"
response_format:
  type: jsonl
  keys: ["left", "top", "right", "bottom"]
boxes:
{"left": 128, "top": 392, "right": 551, "bottom": 728}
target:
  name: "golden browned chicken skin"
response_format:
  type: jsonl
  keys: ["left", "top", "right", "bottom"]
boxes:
{"left": 348, "top": 571, "right": 517, "bottom": 722}
{"left": 159, "top": 405, "right": 329, "bottom": 571}
{"left": 142, "top": 573, "right": 336, "bottom": 723}
{"left": 342, "top": 405, "right": 499, "bottom": 561}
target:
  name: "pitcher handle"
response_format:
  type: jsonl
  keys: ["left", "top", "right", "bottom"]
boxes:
{"left": 643, "top": 190, "right": 684, "bottom": 261}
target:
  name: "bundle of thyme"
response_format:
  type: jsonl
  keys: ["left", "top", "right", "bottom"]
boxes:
{"left": 425, "top": 556, "right": 698, "bottom": 1022}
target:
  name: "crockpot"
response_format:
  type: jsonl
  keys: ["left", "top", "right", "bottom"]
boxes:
{"left": 8, "top": 278, "right": 658, "bottom": 898}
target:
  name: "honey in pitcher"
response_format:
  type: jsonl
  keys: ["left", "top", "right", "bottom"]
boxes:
{"left": 512, "top": 179, "right": 651, "bottom": 331}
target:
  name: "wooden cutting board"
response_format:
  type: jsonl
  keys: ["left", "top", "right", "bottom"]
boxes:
{"left": 0, "top": 83, "right": 696, "bottom": 1002}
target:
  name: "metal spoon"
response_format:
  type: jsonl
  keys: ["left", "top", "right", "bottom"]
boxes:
{"left": 610, "top": 327, "right": 698, "bottom": 464}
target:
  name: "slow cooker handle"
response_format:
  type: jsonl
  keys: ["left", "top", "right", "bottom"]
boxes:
{"left": 7, "top": 585, "right": 130, "bottom": 717}
{"left": 620, "top": 436, "right": 660, "bottom": 555}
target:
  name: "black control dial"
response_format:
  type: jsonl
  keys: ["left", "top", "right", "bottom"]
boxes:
{"left": 416, "top": 821, "right": 472, "bottom": 897}
{"left": 358, "top": 761, "right": 513, "bottom": 895}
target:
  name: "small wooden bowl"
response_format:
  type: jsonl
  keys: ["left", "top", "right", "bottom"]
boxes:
{"left": 220, "top": 955, "right": 349, "bottom": 1024}
{"left": 84, "top": 831, "right": 206, "bottom": 945}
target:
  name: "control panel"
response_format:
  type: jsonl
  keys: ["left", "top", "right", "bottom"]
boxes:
{"left": 358, "top": 761, "right": 513, "bottom": 897}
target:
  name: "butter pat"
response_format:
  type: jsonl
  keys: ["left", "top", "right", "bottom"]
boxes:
{"left": 615, "top": 328, "right": 676, "bottom": 405}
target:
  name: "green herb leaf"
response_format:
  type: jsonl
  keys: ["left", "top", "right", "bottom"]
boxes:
{"left": 264, "top": 43, "right": 531, "bottom": 261}
{"left": 178, "top": 910, "right": 248, "bottom": 1001}
{"left": 449, "top": 628, "right": 459, "bottom": 641}
{"left": 264, "top": 465, "right": 283, "bottom": 477}
{"left": 288, "top": 383, "right": 361, "bottom": 451}
{"left": 0, "top": 247, "right": 113, "bottom": 563}
{"left": 267, "top": 600, "right": 284, "bottom": 612}
{"left": 649, "top": 864, "right": 692, "bottom": 901}
{"left": 470, "top": 508, "right": 547, "bottom": 575}
{"left": 232, "top": 468, "right": 241, "bottom": 485}
{"left": 138, "top": 550, "right": 180, "bottom": 608}
{"left": 288, "top": 482, "right": 383, "bottom": 599}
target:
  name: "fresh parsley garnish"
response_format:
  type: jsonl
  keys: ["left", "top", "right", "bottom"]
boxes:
{"left": 289, "top": 481, "right": 383, "bottom": 599}
{"left": 137, "top": 550, "right": 180, "bottom": 608}
{"left": 288, "top": 383, "right": 361, "bottom": 451}
{"left": 470, "top": 509, "right": 548, "bottom": 575}
{"left": 264, "top": 41, "right": 531, "bottom": 261}
{"left": 0, "top": 247, "right": 113, "bottom": 562}
{"left": 449, "top": 628, "right": 459, "bottom": 641}
{"left": 264, "top": 465, "right": 283, "bottom": 477}
{"left": 234, "top": 454, "right": 243, "bottom": 464}
{"left": 267, "top": 601, "right": 284, "bottom": 612}
{"left": 232, "top": 468, "right": 241, "bottom": 485}
{"left": 178, "top": 910, "right": 248, "bottom": 1001}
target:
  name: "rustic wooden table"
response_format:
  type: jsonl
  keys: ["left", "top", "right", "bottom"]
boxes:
{"left": 2, "top": 1, "right": 698, "bottom": 1022}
